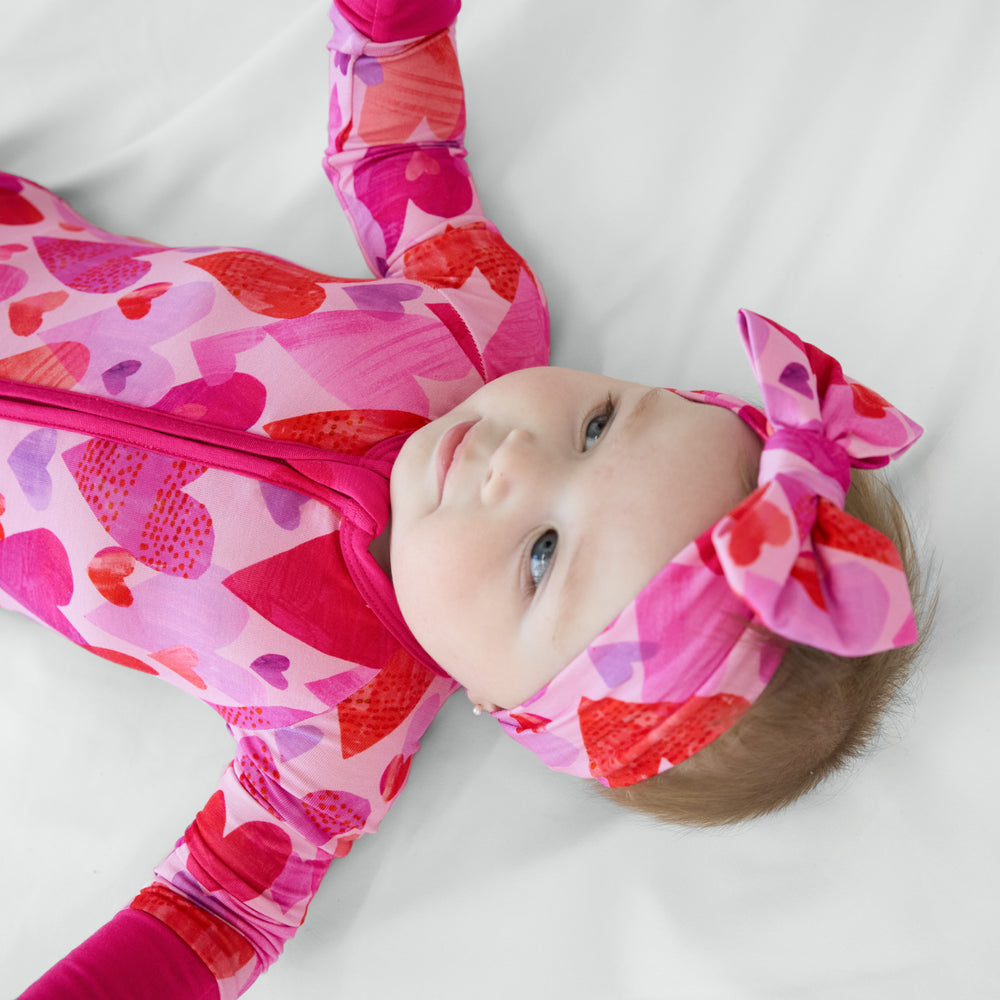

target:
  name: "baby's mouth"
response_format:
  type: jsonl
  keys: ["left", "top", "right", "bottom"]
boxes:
{"left": 436, "top": 419, "right": 478, "bottom": 502}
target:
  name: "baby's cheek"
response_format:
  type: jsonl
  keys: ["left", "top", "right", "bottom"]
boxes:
{"left": 421, "top": 522, "right": 472, "bottom": 606}
{"left": 393, "top": 524, "right": 455, "bottom": 635}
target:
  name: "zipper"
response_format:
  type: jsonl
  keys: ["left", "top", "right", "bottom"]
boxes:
{"left": 0, "top": 375, "right": 450, "bottom": 675}
{"left": 0, "top": 376, "right": 384, "bottom": 532}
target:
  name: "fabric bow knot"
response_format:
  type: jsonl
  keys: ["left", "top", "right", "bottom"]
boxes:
{"left": 712, "top": 312, "right": 923, "bottom": 656}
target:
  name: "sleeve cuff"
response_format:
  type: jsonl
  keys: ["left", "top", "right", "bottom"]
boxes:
{"left": 18, "top": 907, "right": 219, "bottom": 1000}
{"left": 333, "top": 0, "right": 461, "bottom": 42}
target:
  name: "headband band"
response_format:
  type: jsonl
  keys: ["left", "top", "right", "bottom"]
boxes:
{"left": 493, "top": 311, "right": 922, "bottom": 787}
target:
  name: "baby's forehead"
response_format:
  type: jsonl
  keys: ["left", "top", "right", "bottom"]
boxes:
{"left": 522, "top": 364, "right": 644, "bottom": 386}
{"left": 538, "top": 367, "right": 759, "bottom": 432}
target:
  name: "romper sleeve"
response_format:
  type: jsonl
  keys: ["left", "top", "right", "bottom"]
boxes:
{"left": 135, "top": 657, "right": 452, "bottom": 1000}
{"left": 324, "top": 1, "right": 550, "bottom": 381}
{"left": 17, "top": 909, "right": 219, "bottom": 1000}
{"left": 20, "top": 656, "right": 454, "bottom": 1000}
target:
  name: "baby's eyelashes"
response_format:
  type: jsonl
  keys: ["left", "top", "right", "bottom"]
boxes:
{"left": 527, "top": 529, "right": 557, "bottom": 592}
{"left": 583, "top": 394, "right": 616, "bottom": 451}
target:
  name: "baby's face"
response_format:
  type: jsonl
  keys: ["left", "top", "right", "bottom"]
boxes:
{"left": 389, "top": 367, "right": 759, "bottom": 710}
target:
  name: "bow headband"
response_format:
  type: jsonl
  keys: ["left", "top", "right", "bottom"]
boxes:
{"left": 493, "top": 311, "right": 922, "bottom": 787}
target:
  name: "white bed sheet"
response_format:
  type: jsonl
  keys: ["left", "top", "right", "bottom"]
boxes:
{"left": 2, "top": 1, "right": 998, "bottom": 997}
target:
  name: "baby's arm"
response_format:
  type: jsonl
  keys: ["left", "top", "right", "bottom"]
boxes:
{"left": 324, "top": 0, "right": 481, "bottom": 276}
{"left": 21, "top": 686, "right": 454, "bottom": 1000}
{"left": 325, "top": 0, "right": 550, "bottom": 382}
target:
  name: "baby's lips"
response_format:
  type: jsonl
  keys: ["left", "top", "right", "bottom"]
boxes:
{"left": 435, "top": 418, "right": 477, "bottom": 501}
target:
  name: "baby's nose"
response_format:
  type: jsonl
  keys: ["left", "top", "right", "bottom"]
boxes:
{"left": 481, "top": 428, "right": 540, "bottom": 503}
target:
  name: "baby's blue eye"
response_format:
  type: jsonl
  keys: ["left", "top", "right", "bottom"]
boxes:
{"left": 529, "top": 530, "right": 557, "bottom": 588}
{"left": 584, "top": 396, "right": 615, "bottom": 450}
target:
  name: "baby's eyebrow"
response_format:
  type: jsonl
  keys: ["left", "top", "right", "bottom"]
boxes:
{"left": 622, "top": 387, "right": 661, "bottom": 435}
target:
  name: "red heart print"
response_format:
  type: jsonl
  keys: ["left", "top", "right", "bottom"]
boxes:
{"left": 87, "top": 546, "right": 137, "bottom": 607}
{"left": 0, "top": 186, "right": 43, "bottom": 225}
{"left": 8, "top": 290, "right": 69, "bottom": 336}
{"left": 0, "top": 341, "right": 90, "bottom": 389}
{"left": 850, "top": 382, "right": 889, "bottom": 419}
{"left": 185, "top": 790, "right": 293, "bottom": 902}
{"left": 117, "top": 281, "right": 172, "bottom": 319}
{"left": 726, "top": 497, "right": 792, "bottom": 566}
{"left": 150, "top": 645, "right": 207, "bottom": 690}
{"left": 186, "top": 250, "right": 331, "bottom": 319}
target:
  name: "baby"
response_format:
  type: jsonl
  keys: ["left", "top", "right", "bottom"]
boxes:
{"left": 6, "top": 1, "right": 927, "bottom": 997}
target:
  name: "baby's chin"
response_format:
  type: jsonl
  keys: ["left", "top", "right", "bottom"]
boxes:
{"left": 386, "top": 415, "right": 442, "bottom": 555}
{"left": 390, "top": 414, "right": 426, "bottom": 472}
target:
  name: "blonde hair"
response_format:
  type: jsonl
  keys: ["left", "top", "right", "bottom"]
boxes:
{"left": 600, "top": 470, "right": 932, "bottom": 827}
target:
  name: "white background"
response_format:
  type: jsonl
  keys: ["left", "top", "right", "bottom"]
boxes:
{"left": 1, "top": 1, "right": 997, "bottom": 997}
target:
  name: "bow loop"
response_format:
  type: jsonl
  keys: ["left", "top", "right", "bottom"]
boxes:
{"left": 739, "top": 310, "right": 922, "bottom": 469}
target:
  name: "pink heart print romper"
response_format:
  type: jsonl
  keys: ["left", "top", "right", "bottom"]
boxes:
{"left": 2, "top": 2, "right": 548, "bottom": 996}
